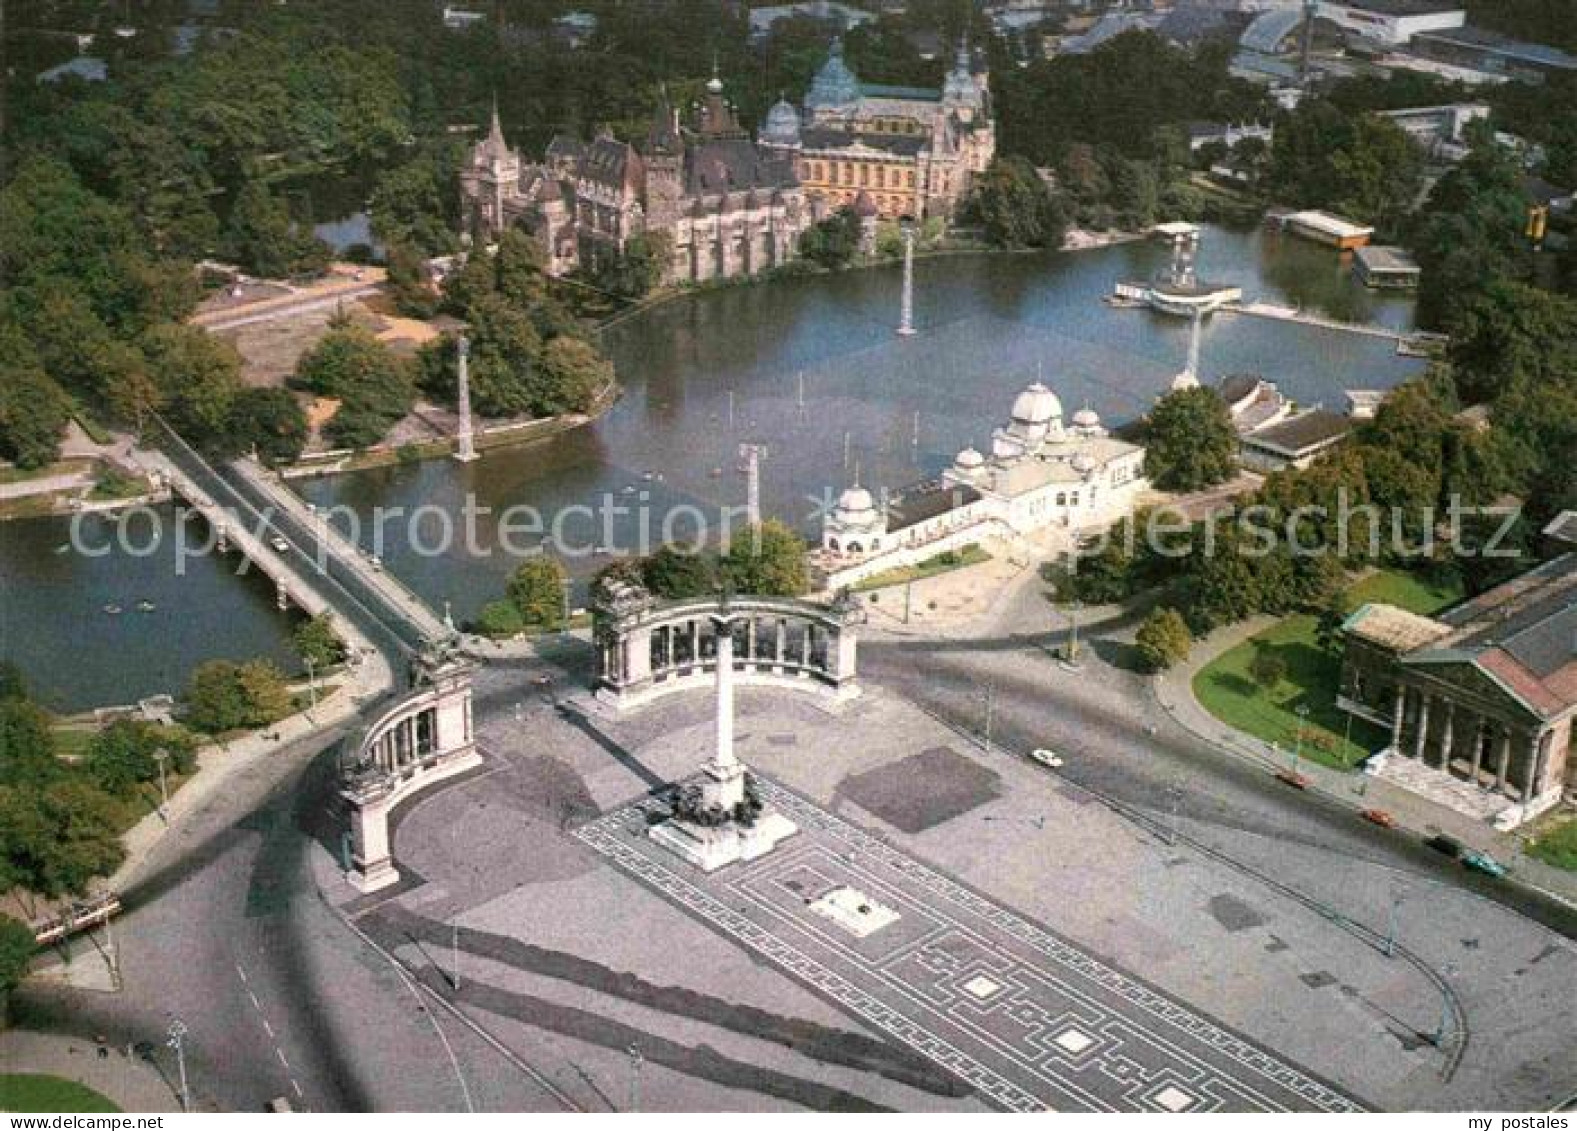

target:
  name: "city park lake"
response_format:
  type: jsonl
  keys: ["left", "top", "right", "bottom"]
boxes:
{"left": 0, "top": 223, "right": 1427, "bottom": 711}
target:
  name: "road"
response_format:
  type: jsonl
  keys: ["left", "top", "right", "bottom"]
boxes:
{"left": 859, "top": 619, "right": 1577, "bottom": 939}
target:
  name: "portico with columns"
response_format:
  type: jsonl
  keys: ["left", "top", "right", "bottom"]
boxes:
{"left": 1339, "top": 556, "right": 1577, "bottom": 826}
{"left": 591, "top": 579, "right": 861, "bottom": 710}
{"left": 339, "top": 659, "right": 482, "bottom": 892}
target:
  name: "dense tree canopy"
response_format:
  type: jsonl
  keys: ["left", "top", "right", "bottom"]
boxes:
{"left": 966, "top": 157, "right": 1067, "bottom": 249}
{"left": 1143, "top": 387, "right": 1239, "bottom": 493}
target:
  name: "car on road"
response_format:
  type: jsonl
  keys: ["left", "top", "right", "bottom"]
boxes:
{"left": 269, "top": 535, "right": 289, "bottom": 553}
{"left": 1274, "top": 769, "right": 1311, "bottom": 790}
{"left": 1360, "top": 807, "right": 1397, "bottom": 828}
{"left": 1462, "top": 850, "right": 1507, "bottom": 878}
{"left": 1030, "top": 748, "right": 1064, "bottom": 769}
{"left": 1425, "top": 833, "right": 1464, "bottom": 858}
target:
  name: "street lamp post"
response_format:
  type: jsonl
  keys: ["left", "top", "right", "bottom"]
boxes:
{"left": 305, "top": 656, "right": 317, "bottom": 710}
{"left": 1384, "top": 888, "right": 1403, "bottom": 958}
{"left": 167, "top": 1019, "right": 190, "bottom": 1112}
{"left": 1292, "top": 704, "right": 1310, "bottom": 774}
{"left": 1433, "top": 963, "right": 1458, "bottom": 1048}
{"left": 897, "top": 215, "right": 917, "bottom": 336}
{"left": 153, "top": 748, "right": 170, "bottom": 821}
{"left": 979, "top": 682, "right": 995, "bottom": 752}
{"left": 1167, "top": 779, "right": 1185, "bottom": 846}
{"left": 627, "top": 1043, "right": 644, "bottom": 1112}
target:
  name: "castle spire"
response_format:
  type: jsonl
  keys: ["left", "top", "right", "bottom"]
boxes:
{"left": 487, "top": 94, "right": 505, "bottom": 147}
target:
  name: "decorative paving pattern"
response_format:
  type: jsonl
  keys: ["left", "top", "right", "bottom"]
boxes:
{"left": 574, "top": 779, "right": 1366, "bottom": 1113}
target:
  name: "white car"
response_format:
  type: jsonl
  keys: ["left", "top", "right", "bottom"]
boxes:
{"left": 1030, "top": 748, "right": 1065, "bottom": 769}
{"left": 270, "top": 536, "right": 289, "bottom": 553}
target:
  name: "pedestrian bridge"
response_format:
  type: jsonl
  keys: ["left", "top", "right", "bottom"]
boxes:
{"left": 591, "top": 581, "right": 862, "bottom": 710}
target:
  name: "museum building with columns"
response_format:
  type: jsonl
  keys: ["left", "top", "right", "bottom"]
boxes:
{"left": 1339, "top": 553, "right": 1577, "bottom": 822}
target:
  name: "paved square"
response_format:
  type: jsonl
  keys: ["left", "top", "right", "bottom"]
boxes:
{"left": 574, "top": 778, "right": 1365, "bottom": 1113}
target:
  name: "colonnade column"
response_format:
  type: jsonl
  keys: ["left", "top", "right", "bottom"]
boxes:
{"left": 1391, "top": 687, "right": 1408, "bottom": 749}
{"left": 1468, "top": 716, "right": 1486, "bottom": 786}
{"left": 1495, "top": 730, "right": 1513, "bottom": 794}
{"left": 1437, "top": 703, "right": 1455, "bottom": 772}
{"left": 1412, "top": 694, "right": 1432, "bottom": 761}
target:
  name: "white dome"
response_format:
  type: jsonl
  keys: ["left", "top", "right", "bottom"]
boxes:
{"left": 955, "top": 446, "right": 985, "bottom": 470}
{"left": 1071, "top": 406, "right": 1101, "bottom": 429}
{"left": 837, "top": 485, "right": 874, "bottom": 514}
{"left": 1071, "top": 452, "right": 1097, "bottom": 475}
{"left": 1011, "top": 381, "right": 1063, "bottom": 426}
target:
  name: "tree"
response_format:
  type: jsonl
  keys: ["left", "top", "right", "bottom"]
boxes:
{"left": 292, "top": 613, "right": 346, "bottom": 670}
{"left": 140, "top": 323, "right": 244, "bottom": 440}
{"left": 295, "top": 325, "right": 416, "bottom": 449}
{"left": 1135, "top": 607, "right": 1191, "bottom": 672}
{"left": 0, "top": 700, "right": 59, "bottom": 788}
{"left": 0, "top": 362, "right": 71, "bottom": 470}
{"left": 1143, "top": 387, "right": 1238, "bottom": 492}
{"left": 0, "top": 914, "right": 35, "bottom": 1011}
{"left": 0, "top": 663, "right": 27, "bottom": 703}
{"left": 722, "top": 520, "right": 809, "bottom": 597}
{"left": 85, "top": 721, "right": 197, "bottom": 798}
{"left": 798, "top": 209, "right": 862, "bottom": 270}
{"left": 0, "top": 781, "right": 126, "bottom": 899}
{"left": 592, "top": 231, "right": 669, "bottom": 300}
{"left": 507, "top": 558, "right": 568, "bottom": 629}
{"left": 1248, "top": 649, "right": 1288, "bottom": 691}
{"left": 370, "top": 153, "right": 460, "bottom": 257}
{"left": 386, "top": 242, "right": 438, "bottom": 318}
{"left": 184, "top": 659, "right": 291, "bottom": 733}
{"left": 420, "top": 295, "right": 541, "bottom": 418}
{"left": 642, "top": 545, "right": 717, "bottom": 599}
{"left": 536, "top": 336, "right": 613, "bottom": 415}
{"left": 967, "top": 157, "right": 1067, "bottom": 249}
{"left": 227, "top": 387, "right": 308, "bottom": 464}
{"left": 1412, "top": 130, "right": 1530, "bottom": 330}
{"left": 495, "top": 228, "right": 550, "bottom": 309}
{"left": 474, "top": 599, "right": 526, "bottom": 638}
{"left": 223, "top": 181, "right": 331, "bottom": 280}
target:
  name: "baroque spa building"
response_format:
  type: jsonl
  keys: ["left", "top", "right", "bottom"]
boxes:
{"left": 817, "top": 380, "right": 1147, "bottom": 589}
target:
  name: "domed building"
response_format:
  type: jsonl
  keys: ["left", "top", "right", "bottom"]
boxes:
{"left": 793, "top": 36, "right": 996, "bottom": 221}
{"left": 819, "top": 378, "right": 1147, "bottom": 588}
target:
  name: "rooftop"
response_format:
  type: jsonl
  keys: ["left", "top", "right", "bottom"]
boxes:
{"left": 1354, "top": 245, "right": 1420, "bottom": 272}
{"left": 887, "top": 480, "right": 981, "bottom": 532}
{"left": 1287, "top": 210, "right": 1376, "bottom": 239}
{"left": 1332, "top": 0, "right": 1465, "bottom": 16}
{"left": 1344, "top": 603, "right": 1453, "bottom": 653}
{"left": 1413, "top": 25, "right": 1577, "bottom": 70}
{"left": 1435, "top": 553, "right": 1577, "bottom": 682}
{"left": 1242, "top": 409, "right": 1351, "bottom": 456}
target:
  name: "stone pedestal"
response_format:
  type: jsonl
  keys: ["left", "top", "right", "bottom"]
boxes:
{"left": 649, "top": 805, "right": 798, "bottom": 873}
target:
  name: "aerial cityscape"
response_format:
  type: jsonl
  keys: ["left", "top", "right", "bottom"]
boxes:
{"left": 2, "top": 0, "right": 1576, "bottom": 1117}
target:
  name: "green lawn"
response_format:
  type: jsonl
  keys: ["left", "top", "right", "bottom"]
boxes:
{"left": 1192, "top": 569, "right": 1463, "bottom": 770}
{"left": 0, "top": 1075, "right": 120, "bottom": 1113}
{"left": 854, "top": 544, "right": 990, "bottom": 592}
{"left": 1527, "top": 817, "right": 1577, "bottom": 873}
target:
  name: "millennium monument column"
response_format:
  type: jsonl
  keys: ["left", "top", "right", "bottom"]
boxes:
{"left": 649, "top": 596, "right": 799, "bottom": 871}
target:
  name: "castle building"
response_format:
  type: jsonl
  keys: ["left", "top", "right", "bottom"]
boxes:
{"left": 817, "top": 380, "right": 1147, "bottom": 589}
{"left": 459, "top": 75, "right": 809, "bottom": 285}
{"left": 763, "top": 37, "right": 997, "bottom": 220}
